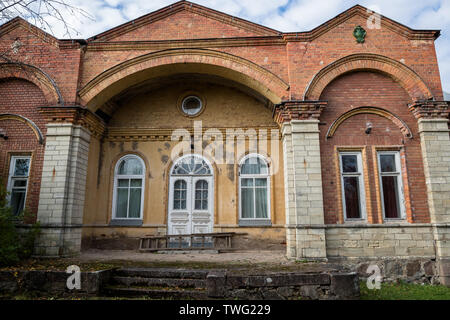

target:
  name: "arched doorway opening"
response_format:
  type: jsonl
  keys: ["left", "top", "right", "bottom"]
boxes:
{"left": 168, "top": 154, "right": 214, "bottom": 243}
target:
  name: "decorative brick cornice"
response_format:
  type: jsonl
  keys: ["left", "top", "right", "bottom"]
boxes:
{"left": 274, "top": 101, "right": 327, "bottom": 124}
{"left": 408, "top": 101, "right": 450, "bottom": 120}
{"left": 39, "top": 106, "right": 106, "bottom": 138}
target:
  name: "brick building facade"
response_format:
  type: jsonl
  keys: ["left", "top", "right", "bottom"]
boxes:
{"left": 1, "top": 2, "right": 449, "bottom": 283}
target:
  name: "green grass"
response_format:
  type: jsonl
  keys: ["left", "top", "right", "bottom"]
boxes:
{"left": 360, "top": 281, "right": 450, "bottom": 300}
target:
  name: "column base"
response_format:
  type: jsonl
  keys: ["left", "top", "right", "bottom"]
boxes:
{"left": 33, "top": 226, "right": 82, "bottom": 258}
{"left": 295, "top": 227, "right": 327, "bottom": 261}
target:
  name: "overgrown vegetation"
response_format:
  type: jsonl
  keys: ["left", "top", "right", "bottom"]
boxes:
{"left": 0, "top": 182, "right": 40, "bottom": 267}
{"left": 360, "top": 281, "right": 450, "bottom": 300}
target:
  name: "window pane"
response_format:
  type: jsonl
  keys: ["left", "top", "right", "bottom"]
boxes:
{"left": 174, "top": 180, "right": 187, "bottom": 210}
{"left": 118, "top": 179, "right": 129, "bottom": 187}
{"left": 195, "top": 180, "right": 208, "bottom": 210}
{"left": 182, "top": 96, "right": 202, "bottom": 115}
{"left": 10, "top": 190, "right": 26, "bottom": 215}
{"left": 241, "top": 188, "right": 254, "bottom": 218}
{"left": 380, "top": 154, "right": 396, "bottom": 173}
{"left": 14, "top": 158, "right": 30, "bottom": 176}
{"left": 241, "top": 178, "right": 254, "bottom": 187}
{"left": 130, "top": 179, "right": 142, "bottom": 187}
{"left": 116, "top": 188, "right": 128, "bottom": 218}
{"left": 382, "top": 176, "right": 400, "bottom": 218}
{"left": 255, "top": 178, "right": 267, "bottom": 187}
{"left": 255, "top": 187, "right": 268, "bottom": 218}
{"left": 129, "top": 188, "right": 142, "bottom": 218}
{"left": 241, "top": 157, "right": 268, "bottom": 175}
{"left": 13, "top": 179, "right": 27, "bottom": 188}
{"left": 343, "top": 177, "right": 361, "bottom": 219}
{"left": 118, "top": 157, "right": 143, "bottom": 175}
{"left": 341, "top": 155, "right": 358, "bottom": 173}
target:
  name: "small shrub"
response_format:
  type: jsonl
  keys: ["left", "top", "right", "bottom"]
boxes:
{"left": 0, "top": 183, "right": 40, "bottom": 267}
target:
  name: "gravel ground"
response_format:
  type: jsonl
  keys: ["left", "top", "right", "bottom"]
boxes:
{"left": 79, "top": 249, "right": 291, "bottom": 265}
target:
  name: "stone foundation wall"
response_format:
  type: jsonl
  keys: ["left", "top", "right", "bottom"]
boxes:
{"left": 325, "top": 225, "right": 437, "bottom": 258}
{"left": 207, "top": 271, "right": 359, "bottom": 300}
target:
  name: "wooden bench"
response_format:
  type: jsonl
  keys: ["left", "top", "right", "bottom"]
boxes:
{"left": 139, "top": 232, "right": 240, "bottom": 252}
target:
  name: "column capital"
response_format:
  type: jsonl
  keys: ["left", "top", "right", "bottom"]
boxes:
{"left": 408, "top": 100, "right": 450, "bottom": 120}
{"left": 39, "top": 105, "right": 106, "bottom": 138}
{"left": 274, "top": 101, "right": 327, "bottom": 125}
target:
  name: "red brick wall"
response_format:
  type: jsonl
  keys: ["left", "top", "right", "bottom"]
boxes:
{"left": 319, "top": 71, "right": 430, "bottom": 224}
{"left": 0, "top": 26, "right": 82, "bottom": 105}
{"left": 0, "top": 78, "right": 47, "bottom": 221}
{"left": 108, "top": 10, "right": 263, "bottom": 41}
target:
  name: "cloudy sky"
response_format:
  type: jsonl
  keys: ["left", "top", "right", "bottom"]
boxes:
{"left": 4, "top": 0, "right": 450, "bottom": 93}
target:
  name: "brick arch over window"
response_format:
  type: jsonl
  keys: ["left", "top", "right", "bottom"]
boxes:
{"left": 0, "top": 113, "right": 44, "bottom": 144}
{"left": 78, "top": 48, "right": 290, "bottom": 112}
{"left": 326, "top": 106, "right": 413, "bottom": 140}
{"left": 0, "top": 63, "right": 63, "bottom": 105}
{"left": 303, "top": 53, "right": 434, "bottom": 102}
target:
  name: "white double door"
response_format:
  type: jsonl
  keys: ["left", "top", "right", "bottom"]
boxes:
{"left": 168, "top": 175, "right": 214, "bottom": 236}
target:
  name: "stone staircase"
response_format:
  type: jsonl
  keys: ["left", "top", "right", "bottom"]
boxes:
{"left": 102, "top": 268, "right": 213, "bottom": 299}
{"left": 100, "top": 267, "right": 360, "bottom": 300}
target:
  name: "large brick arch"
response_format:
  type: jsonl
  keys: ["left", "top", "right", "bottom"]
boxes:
{"left": 303, "top": 53, "right": 434, "bottom": 102}
{"left": 0, "top": 113, "right": 44, "bottom": 144}
{"left": 0, "top": 63, "right": 63, "bottom": 105}
{"left": 325, "top": 106, "right": 413, "bottom": 140}
{"left": 78, "top": 48, "right": 290, "bottom": 112}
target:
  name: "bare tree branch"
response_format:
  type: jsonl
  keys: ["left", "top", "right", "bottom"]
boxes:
{"left": 0, "top": 0, "right": 94, "bottom": 38}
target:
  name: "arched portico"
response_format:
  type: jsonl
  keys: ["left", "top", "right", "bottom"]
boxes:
{"left": 78, "top": 48, "right": 290, "bottom": 111}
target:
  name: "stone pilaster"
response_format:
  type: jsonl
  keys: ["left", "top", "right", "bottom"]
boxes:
{"left": 410, "top": 100, "right": 450, "bottom": 285}
{"left": 277, "top": 101, "right": 327, "bottom": 261}
{"left": 34, "top": 123, "right": 91, "bottom": 257}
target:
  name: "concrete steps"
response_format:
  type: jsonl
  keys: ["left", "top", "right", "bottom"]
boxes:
{"left": 102, "top": 268, "right": 210, "bottom": 299}
{"left": 102, "top": 286, "right": 208, "bottom": 300}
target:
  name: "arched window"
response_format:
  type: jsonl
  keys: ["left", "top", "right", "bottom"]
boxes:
{"left": 171, "top": 154, "right": 212, "bottom": 175}
{"left": 113, "top": 155, "right": 145, "bottom": 220}
{"left": 239, "top": 154, "right": 270, "bottom": 224}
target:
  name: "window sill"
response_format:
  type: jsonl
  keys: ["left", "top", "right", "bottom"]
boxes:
{"left": 238, "top": 219, "right": 272, "bottom": 227}
{"left": 109, "top": 219, "right": 143, "bottom": 227}
{"left": 383, "top": 218, "right": 407, "bottom": 223}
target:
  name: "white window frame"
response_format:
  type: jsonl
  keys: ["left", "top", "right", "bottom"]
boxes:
{"left": 339, "top": 152, "right": 367, "bottom": 221}
{"left": 7, "top": 155, "right": 31, "bottom": 215}
{"left": 112, "top": 154, "right": 146, "bottom": 220}
{"left": 377, "top": 151, "right": 406, "bottom": 220}
{"left": 238, "top": 153, "right": 271, "bottom": 221}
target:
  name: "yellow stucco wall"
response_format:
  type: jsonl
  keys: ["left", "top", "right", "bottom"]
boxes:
{"left": 81, "top": 80, "right": 286, "bottom": 248}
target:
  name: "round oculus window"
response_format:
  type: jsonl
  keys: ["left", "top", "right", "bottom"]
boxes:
{"left": 181, "top": 96, "right": 203, "bottom": 116}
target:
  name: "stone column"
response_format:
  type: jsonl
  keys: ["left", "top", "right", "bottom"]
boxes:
{"left": 410, "top": 101, "right": 450, "bottom": 285}
{"left": 276, "top": 102, "right": 327, "bottom": 261}
{"left": 34, "top": 123, "right": 91, "bottom": 257}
